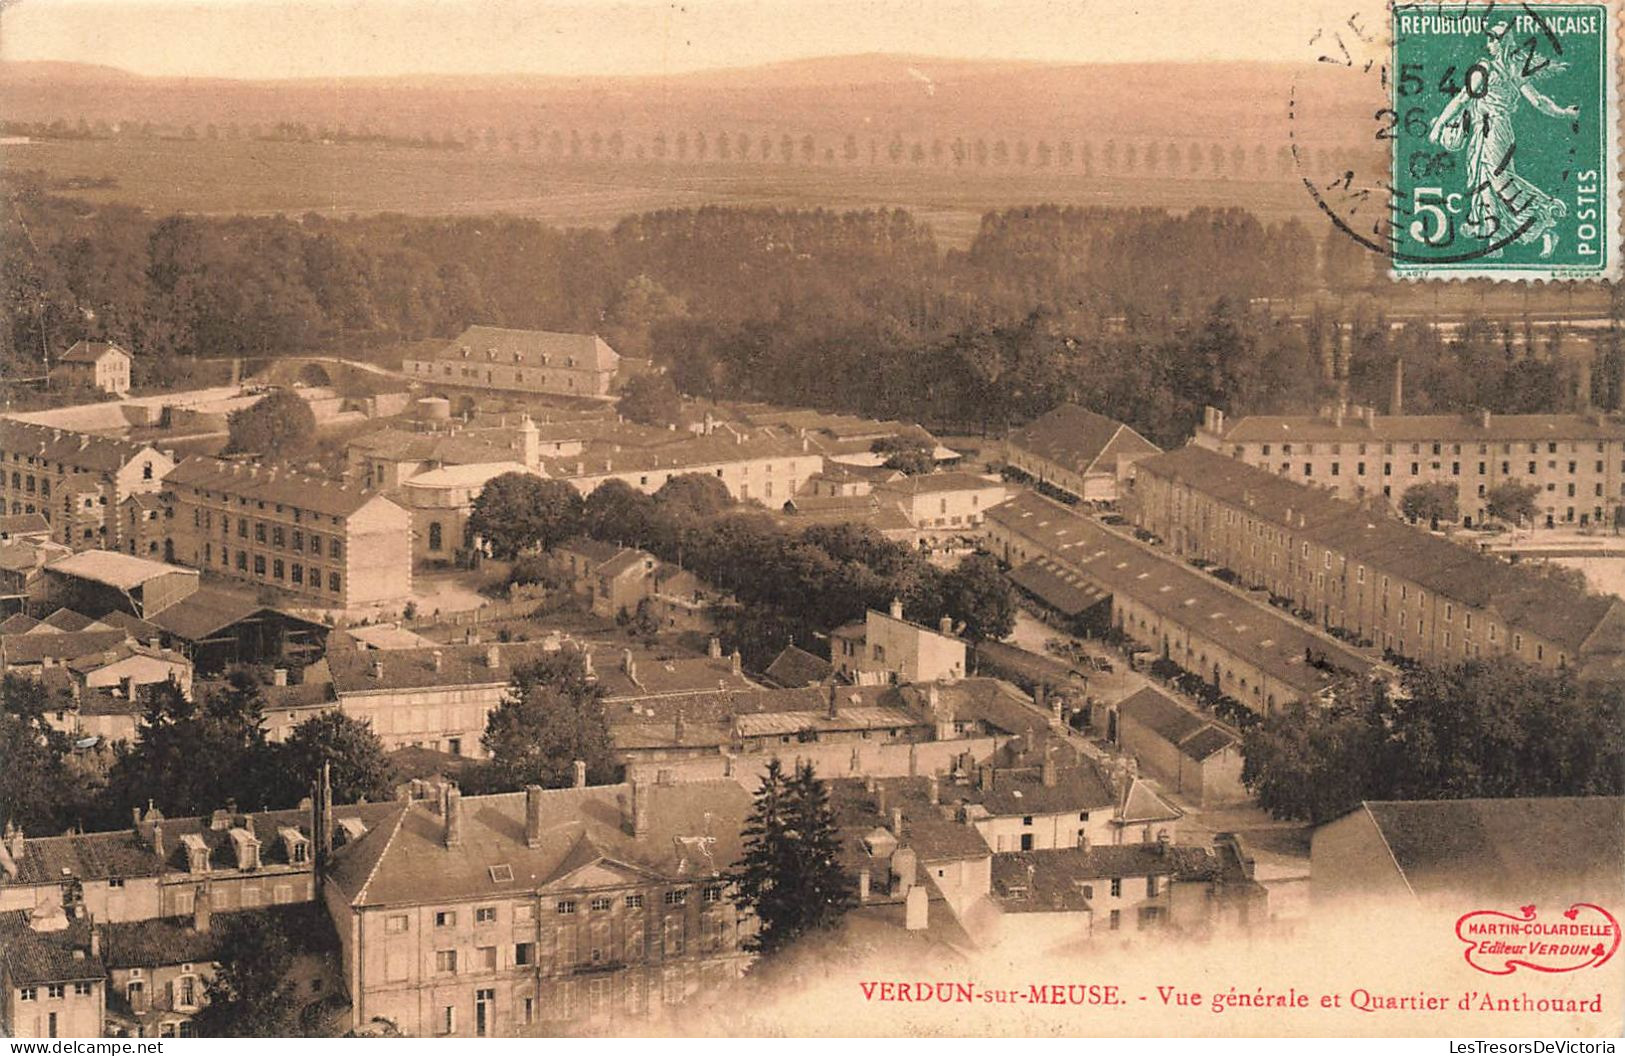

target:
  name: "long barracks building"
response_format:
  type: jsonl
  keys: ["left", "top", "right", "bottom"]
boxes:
{"left": 1126, "top": 445, "right": 1625, "bottom": 681}
{"left": 986, "top": 491, "right": 1379, "bottom": 714}
{"left": 1193, "top": 405, "right": 1625, "bottom": 529}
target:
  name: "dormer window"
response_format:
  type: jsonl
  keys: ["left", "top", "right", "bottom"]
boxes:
{"left": 460, "top": 346, "right": 470, "bottom": 358}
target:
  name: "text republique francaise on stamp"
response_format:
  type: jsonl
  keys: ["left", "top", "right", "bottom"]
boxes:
{"left": 1389, "top": 2, "right": 1621, "bottom": 279}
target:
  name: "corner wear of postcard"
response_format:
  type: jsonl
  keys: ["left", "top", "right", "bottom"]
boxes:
{"left": 1387, "top": 1, "right": 1622, "bottom": 281}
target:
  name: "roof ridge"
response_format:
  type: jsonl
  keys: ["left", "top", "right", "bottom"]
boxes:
{"left": 350, "top": 803, "right": 410, "bottom": 906}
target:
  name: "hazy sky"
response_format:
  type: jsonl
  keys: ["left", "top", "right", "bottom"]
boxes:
{"left": 1, "top": 0, "right": 1368, "bottom": 79}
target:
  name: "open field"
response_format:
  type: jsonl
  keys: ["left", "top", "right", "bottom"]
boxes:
{"left": 7, "top": 136, "right": 1323, "bottom": 250}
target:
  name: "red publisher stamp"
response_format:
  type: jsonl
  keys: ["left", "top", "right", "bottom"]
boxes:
{"left": 1455, "top": 903, "right": 1622, "bottom": 975}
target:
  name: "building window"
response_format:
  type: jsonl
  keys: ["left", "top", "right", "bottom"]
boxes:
{"left": 1109, "top": 910, "right": 1121, "bottom": 931}
{"left": 590, "top": 897, "right": 612, "bottom": 912}
{"left": 435, "top": 949, "right": 458, "bottom": 974}
{"left": 72, "top": 982, "right": 93, "bottom": 996}
{"left": 19, "top": 987, "right": 36, "bottom": 1001}
{"left": 329, "top": 572, "right": 341, "bottom": 593}
{"left": 386, "top": 914, "right": 408, "bottom": 933}
{"left": 664, "top": 889, "right": 687, "bottom": 906}
{"left": 557, "top": 900, "right": 577, "bottom": 914}
{"left": 435, "top": 910, "right": 457, "bottom": 928}
{"left": 428, "top": 522, "right": 443, "bottom": 551}
{"left": 475, "top": 906, "right": 497, "bottom": 924}
{"left": 703, "top": 885, "right": 723, "bottom": 904}
{"left": 1110, "top": 878, "right": 1122, "bottom": 898}
{"left": 477, "top": 946, "right": 497, "bottom": 972}
{"left": 624, "top": 894, "right": 644, "bottom": 910}
{"left": 439, "top": 1006, "right": 455, "bottom": 1035}
{"left": 515, "top": 942, "right": 535, "bottom": 966}
{"left": 1146, "top": 876, "right": 1159, "bottom": 897}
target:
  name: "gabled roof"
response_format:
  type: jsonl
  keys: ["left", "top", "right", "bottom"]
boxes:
{"left": 554, "top": 536, "right": 629, "bottom": 565}
{"left": 0, "top": 911, "right": 103, "bottom": 985}
{"left": 764, "top": 644, "right": 833, "bottom": 688}
{"left": 45, "top": 550, "right": 197, "bottom": 592}
{"left": 328, "top": 781, "right": 750, "bottom": 907}
{"left": 1351, "top": 797, "right": 1625, "bottom": 899}
{"left": 1, "top": 629, "right": 129, "bottom": 665}
{"left": 441, "top": 326, "right": 620, "bottom": 372}
{"left": 144, "top": 586, "right": 271, "bottom": 642}
{"left": 596, "top": 549, "right": 656, "bottom": 580}
{"left": 1220, "top": 411, "right": 1625, "bottom": 444}
{"left": 1008, "top": 405, "right": 1160, "bottom": 476}
{"left": 0, "top": 420, "right": 162, "bottom": 475}
{"left": 874, "top": 472, "right": 1006, "bottom": 496}
{"left": 164, "top": 456, "right": 394, "bottom": 520}
{"left": 0, "top": 513, "right": 51, "bottom": 538}
{"left": 39, "top": 608, "right": 108, "bottom": 632}
{"left": 347, "top": 428, "right": 514, "bottom": 466}
{"left": 59, "top": 340, "right": 130, "bottom": 365}
{"left": 1117, "top": 778, "right": 1183, "bottom": 825}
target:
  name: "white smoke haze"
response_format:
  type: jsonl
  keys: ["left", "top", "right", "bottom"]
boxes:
{"left": 627, "top": 896, "right": 1623, "bottom": 1037}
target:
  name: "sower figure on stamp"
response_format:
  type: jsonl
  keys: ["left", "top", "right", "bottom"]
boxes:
{"left": 1428, "top": 20, "right": 1578, "bottom": 258}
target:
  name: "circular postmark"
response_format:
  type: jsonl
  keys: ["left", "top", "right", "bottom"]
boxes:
{"left": 1289, "top": 0, "right": 1607, "bottom": 275}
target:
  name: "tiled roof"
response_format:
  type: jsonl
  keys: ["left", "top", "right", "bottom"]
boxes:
{"left": 164, "top": 456, "right": 393, "bottom": 520}
{"left": 764, "top": 644, "right": 833, "bottom": 688}
{"left": 347, "top": 428, "right": 514, "bottom": 466}
{"left": 440, "top": 326, "right": 620, "bottom": 372}
{"left": 591, "top": 652, "right": 757, "bottom": 701}
{"left": 596, "top": 549, "right": 655, "bottom": 580}
{"left": 401, "top": 461, "right": 533, "bottom": 490}
{"left": 1117, "top": 686, "right": 1207, "bottom": 744}
{"left": 540, "top": 431, "right": 815, "bottom": 480}
{"left": 952, "top": 758, "right": 1119, "bottom": 816}
{"left": 325, "top": 634, "right": 560, "bottom": 694}
{"left": 1137, "top": 445, "right": 1623, "bottom": 656}
{"left": 1220, "top": 411, "right": 1625, "bottom": 444}
{"left": 555, "top": 536, "right": 629, "bottom": 566}
{"left": 143, "top": 586, "right": 268, "bottom": 642}
{"left": 970, "top": 640, "right": 1085, "bottom": 687}
{"left": 1355, "top": 797, "right": 1625, "bottom": 899}
{"left": 59, "top": 340, "right": 129, "bottom": 365}
{"left": 0, "top": 613, "right": 40, "bottom": 633}
{"left": 328, "top": 780, "right": 750, "bottom": 907}
{"left": 894, "top": 678, "right": 1046, "bottom": 737}
{"left": 831, "top": 776, "right": 993, "bottom": 868}
{"left": 0, "top": 912, "right": 103, "bottom": 985}
{"left": 991, "top": 844, "right": 1218, "bottom": 909}
{"left": 0, "top": 542, "right": 58, "bottom": 575}
{"left": 1007, "top": 405, "right": 1160, "bottom": 477}
{"left": 989, "top": 492, "right": 1377, "bottom": 695}
{"left": 2, "top": 629, "right": 129, "bottom": 665}
{"left": 1009, "top": 557, "right": 1111, "bottom": 616}
{"left": 0, "top": 513, "right": 51, "bottom": 538}
{"left": 1118, "top": 779, "right": 1183, "bottom": 825}
{"left": 874, "top": 472, "right": 1006, "bottom": 496}
{"left": 39, "top": 608, "right": 108, "bottom": 632}
{"left": 65, "top": 642, "right": 188, "bottom": 676}
{"left": 0, "top": 420, "right": 160, "bottom": 475}
{"left": 100, "top": 902, "right": 337, "bottom": 969}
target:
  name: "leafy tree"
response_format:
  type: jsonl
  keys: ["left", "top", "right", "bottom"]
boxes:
{"left": 192, "top": 912, "right": 301, "bottom": 1037}
{"left": 872, "top": 435, "right": 934, "bottom": 476}
{"left": 0, "top": 675, "right": 78, "bottom": 833}
{"left": 582, "top": 479, "right": 661, "bottom": 546}
{"left": 224, "top": 390, "right": 317, "bottom": 460}
{"left": 729, "top": 759, "right": 853, "bottom": 956}
{"left": 273, "top": 712, "right": 393, "bottom": 807}
{"left": 467, "top": 473, "right": 584, "bottom": 558}
{"left": 1241, "top": 694, "right": 1389, "bottom": 823}
{"left": 615, "top": 371, "right": 683, "bottom": 427}
{"left": 654, "top": 472, "right": 733, "bottom": 520}
{"left": 1400, "top": 482, "right": 1459, "bottom": 527}
{"left": 103, "top": 671, "right": 275, "bottom": 820}
{"left": 480, "top": 651, "right": 617, "bottom": 791}
{"left": 1485, "top": 481, "right": 1541, "bottom": 525}
{"left": 940, "top": 553, "right": 1017, "bottom": 642}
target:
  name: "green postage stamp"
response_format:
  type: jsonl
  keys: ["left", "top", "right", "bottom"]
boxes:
{"left": 1389, "top": 3, "right": 1620, "bottom": 279}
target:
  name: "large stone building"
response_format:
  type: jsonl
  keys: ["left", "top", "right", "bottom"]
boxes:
{"left": 987, "top": 491, "right": 1379, "bottom": 713}
{"left": 322, "top": 780, "right": 755, "bottom": 1037}
{"left": 0, "top": 421, "right": 174, "bottom": 550}
{"left": 404, "top": 326, "right": 621, "bottom": 399}
{"left": 1005, "top": 405, "right": 1161, "bottom": 504}
{"left": 831, "top": 601, "right": 968, "bottom": 685}
{"left": 164, "top": 457, "right": 414, "bottom": 611}
{"left": 544, "top": 431, "right": 823, "bottom": 505}
{"left": 1193, "top": 404, "right": 1625, "bottom": 528}
{"left": 1126, "top": 445, "right": 1625, "bottom": 680}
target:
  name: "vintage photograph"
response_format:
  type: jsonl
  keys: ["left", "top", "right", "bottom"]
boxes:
{"left": 0, "top": 0, "right": 1622, "bottom": 1040}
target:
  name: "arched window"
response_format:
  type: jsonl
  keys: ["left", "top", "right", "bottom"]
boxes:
{"left": 428, "top": 522, "right": 443, "bottom": 551}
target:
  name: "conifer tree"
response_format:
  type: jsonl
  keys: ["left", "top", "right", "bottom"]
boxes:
{"left": 730, "top": 759, "right": 853, "bottom": 956}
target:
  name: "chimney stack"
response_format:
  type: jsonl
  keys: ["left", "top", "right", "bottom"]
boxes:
{"left": 7, "top": 826, "right": 24, "bottom": 860}
{"left": 89, "top": 924, "right": 100, "bottom": 960}
{"left": 431, "top": 651, "right": 443, "bottom": 673}
{"left": 729, "top": 649, "right": 741, "bottom": 676}
{"left": 939, "top": 615, "right": 953, "bottom": 635}
{"left": 486, "top": 645, "right": 500, "bottom": 669}
{"left": 371, "top": 657, "right": 384, "bottom": 680}
{"left": 891, "top": 807, "right": 904, "bottom": 839}
{"left": 582, "top": 649, "right": 595, "bottom": 678}
{"left": 1391, "top": 358, "right": 1405, "bottom": 416}
{"left": 444, "top": 788, "right": 463, "bottom": 848}
{"left": 926, "top": 775, "right": 939, "bottom": 805}
{"left": 708, "top": 637, "right": 722, "bottom": 659}
{"left": 826, "top": 682, "right": 839, "bottom": 720}
{"left": 272, "top": 668, "right": 288, "bottom": 687}
{"left": 192, "top": 885, "right": 211, "bottom": 934}
{"left": 674, "top": 710, "right": 686, "bottom": 742}
{"left": 889, "top": 597, "right": 904, "bottom": 621}
{"left": 572, "top": 760, "right": 587, "bottom": 788}
{"left": 858, "top": 869, "right": 871, "bottom": 902}
{"left": 524, "top": 785, "right": 544, "bottom": 848}
{"left": 1479, "top": 408, "right": 1492, "bottom": 429}
{"left": 630, "top": 780, "right": 650, "bottom": 838}
{"left": 151, "top": 822, "right": 163, "bottom": 862}
{"left": 130, "top": 806, "right": 141, "bottom": 831}
{"left": 1041, "top": 746, "right": 1058, "bottom": 788}
{"left": 978, "top": 765, "right": 993, "bottom": 791}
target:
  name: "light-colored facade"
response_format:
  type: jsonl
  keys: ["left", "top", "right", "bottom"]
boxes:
{"left": 1005, "top": 405, "right": 1161, "bottom": 504}
{"left": 324, "top": 781, "right": 755, "bottom": 1037}
{"left": 397, "top": 462, "right": 535, "bottom": 566}
{"left": 55, "top": 342, "right": 132, "bottom": 396}
{"left": 832, "top": 601, "right": 967, "bottom": 685}
{"left": 546, "top": 434, "right": 823, "bottom": 504}
{"left": 404, "top": 326, "right": 621, "bottom": 399}
{"left": 165, "top": 458, "right": 413, "bottom": 610}
{"left": 873, "top": 473, "right": 1009, "bottom": 539}
{"left": 0, "top": 421, "right": 173, "bottom": 551}
{"left": 1127, "top": 445, "right": 1625, "bottom": 679}
{"left": 1195, "top": 405, "right": 1625, "bottom": 528}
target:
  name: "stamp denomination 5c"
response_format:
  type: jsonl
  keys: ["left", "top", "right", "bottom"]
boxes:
{"left": 1390, "top": 2, "right": 1620, "bottom": 279}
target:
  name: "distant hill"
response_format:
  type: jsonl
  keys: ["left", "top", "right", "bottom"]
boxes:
{"left": 0, "top": 54, "right": 1378, "bottom": 146}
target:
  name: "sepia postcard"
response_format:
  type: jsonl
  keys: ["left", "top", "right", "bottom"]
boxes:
{"left": 0, "top": 0, "right": 1622, "bottom": 1042}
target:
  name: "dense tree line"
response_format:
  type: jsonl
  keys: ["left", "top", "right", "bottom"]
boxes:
{"left": 5, "top": 175, "right": 1603, "bottom": 448}
{"left": 1241, "top": 658, "right": 1625, "bottom": 823}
